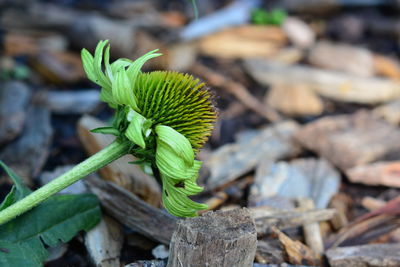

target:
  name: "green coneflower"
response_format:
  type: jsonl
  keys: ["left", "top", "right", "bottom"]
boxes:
{"left": 0, "top": 40, "right": 217, "bottom": 225}
{"left": 82, "top": 40, "right": 217, "bottom": 217}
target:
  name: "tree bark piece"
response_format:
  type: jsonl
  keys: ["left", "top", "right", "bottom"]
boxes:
{"left": 295, "top": 111, "right": 400, "bottom": 170}
{"left": 86, "top": 176, "right": 176, "bottom": 245}
{"left": 0, "top": 81, "right": 31, "bottom": 146}
{"left": 272, "top": 227, "right": 321, "bottom": 266}
{"left": 85, "top": 216, "right": 123, "bottom": 267}
{"left": 244, "top": 59, "right": 400, "bottom": 104}
{"left": 346, "top": 161, "right": 400, "bottom": 187}
{"left": 0, "top": 104, "right": 53, "bottom": 185}
{"left": 326, "top": 243, "right": 400, "bottom": 267}
{"left": 297, "top": 198, "right": 324, "bottom": 254}
{"left": 77, "top": 115, "right": 161, "bottom": 206}
{"left": 167, "top": 208, "right": 257, "bottom": 267}
{"left": 204, "top": 121, "right": 300, "bottom": 190}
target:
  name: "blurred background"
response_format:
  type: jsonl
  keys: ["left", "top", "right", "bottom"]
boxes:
{"left": 1, "top": 0, "right": 400, "bottom": 266}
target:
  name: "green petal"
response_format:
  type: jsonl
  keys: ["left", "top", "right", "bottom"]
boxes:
{"left": 81, "top": 49, "right": 96, "bottom": 82}
{"left": 93, "top": 40, "right": 112, "bottom": 90}
{"left": 126, "top": 49, "right": 162, "bottom": 87}
{"left": 125, "top": 109, "right": 146, "bottom": 148}
{"left": 155, "top": 141, "right": 199, "bottom": 180}
{"left": 155, "top": 125, "right": 194, "bottom": 166}
{"left": 112, "top": 68, "right": 138, "bottom": 110}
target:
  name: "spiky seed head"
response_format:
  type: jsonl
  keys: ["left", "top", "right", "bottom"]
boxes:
{"left": 81, "top": 40, "right": 217, "bottom": 217}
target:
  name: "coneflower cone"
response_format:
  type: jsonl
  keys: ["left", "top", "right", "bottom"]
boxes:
{"left": 81, "top": 40, "right": 217, "bottom": 217}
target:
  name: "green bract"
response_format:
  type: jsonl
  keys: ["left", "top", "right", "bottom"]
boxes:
{"left": 81, "top": 40, "right": 216, "bottom": 217}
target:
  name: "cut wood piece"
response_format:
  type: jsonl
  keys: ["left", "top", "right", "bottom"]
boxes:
{"left": 244, "top": 59, "right": 400, "bottom": 104}
{"left": 282, "top": 17, "right": 316, "bottom": 49}
{"left": 252, "top": 207, "right": 336, "bottom": 235}
{"left": 249, "top": 158, "right": 340, "bottom": 209}
{"left": 266, "top": 84, "right": 323, "bottom": 116}
{"left": 297, "top": 198, "right": 324, "bottom": 254}
{"left": 77, "top": 115, "right": 161, "bottom": 206}
{"left": 86, "top": 176, "right": 176, "bottom": 245}
{"left": 0, "top": 104, "right": 53, "bottom": 185}
{"left": 0, "top": 81, "right": 31, "bottom": 145}
{"left": 373, "top": 99, "right": 400, "bottom": 125}
{"left": 204, "top": 121, "right": 300, "bottom": 190}
{"left": 167, "top": 208, "right": 257, "bottom": 267}
{"left": 272, "top": 227, "right": 321, "bottom": 266}
{"left": 346, "top": 161, "right": 400, "bottom": 187}
{"left": 295, "top": 111, "right": 400, "bottom": 170}
{"left": 373, "top": 54, "right": 400, "bottom": 80}
{"left": 308, "top": 41, "right": 374, "bottom": 77}
{"left": 85, "top": 216, "right": 123, "bottom": 267}
{"left": 41, "top": 90, "right": 100, "bottom": 114}
{"left": 326, "top": 243, "right": 400, "bottom": 267}
{"left": 198, "top": 25, "right": 286, "bottom": 59}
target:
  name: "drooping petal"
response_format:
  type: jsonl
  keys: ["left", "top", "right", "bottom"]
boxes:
{"left": 125, "top": 110, "right": 146, "bottom": 148}
{"left": 112, "top": 68, "right": 138, "bottom": 110}
{"left": 155, "top": 125, "right": 194, "bottom": 166}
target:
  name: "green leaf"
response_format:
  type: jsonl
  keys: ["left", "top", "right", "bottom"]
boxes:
{"left": 0, "top": 161, "right": 31, "bottom": 200}
{"left": 0, "top": 187, "right": 16, "bottom": 212}
{"left": 0, "top": 239, "right": 47, "bottom": 267}
{"left": 0, "top": 162, "right": 101, "bottom": 267}
{"left": 90, "top": 126, "right": 120, "bottom": 136}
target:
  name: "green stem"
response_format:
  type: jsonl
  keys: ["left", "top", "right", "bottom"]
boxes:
{"left": 0, "top": 140, "right": 130, "bottom": 225}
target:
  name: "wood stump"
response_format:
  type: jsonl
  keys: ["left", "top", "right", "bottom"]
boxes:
{"left": 167, "top": 208, "right": 257, "bottom": 267}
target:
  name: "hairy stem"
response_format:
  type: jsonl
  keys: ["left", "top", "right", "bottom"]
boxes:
{"left": 0, "top": 140, "right": 130, "bottom": 225}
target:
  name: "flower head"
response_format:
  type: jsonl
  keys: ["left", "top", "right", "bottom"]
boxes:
{"left": 81, "top": 40, "right": 217, "bottom": 217}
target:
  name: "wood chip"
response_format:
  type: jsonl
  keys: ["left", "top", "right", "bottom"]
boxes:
{"left": 308, "top": 41, "right": 374, "bottom": 77}
{"left": 272, "top": 227, "right": 321, "bottom": 266}
{"left": 167, "top": 208, "right": 257, "bottom": 267}
{"left": 85, "top": 216, "right": 123, "bottom": 267}
{"left": 0, "top": 104, "right": 53, "bottom": 185}
{"left": 373, "top": 54, "right": 400, "bottom": 80}
{"left": 295, "top": 111, "right": 400, "bottom": 170}
{"left": 255, "top": 240, "right": 285, "bottom": 264}
{"left": 41, "top": 90, "right": 100, "bottom": 114}
{"left": 0, "top": 81, "right": 31, "bottom": 146}
{"left": 198, "top": 25, "right": 286, "bottom": 59}
{"left": 266, "top": 84, "right": 323, "bottom": 117}
{"left": 346, "top": 161, "right": 400, "bottom": 187}
{"left": 244, "top": 59, "right": 400, "bottom": 104}
{"left": 249, "top": 158, "right": 340, "bottom": 209}
{"left": 204, "top": 121, "right": 300, "bottom": 190}
{"left": 282, "top": 17, "right": 316, "bottom": 49}
{"left": 297, "top": 198, "right": 324, "bottom": 254}
{"left": 77, "top": 115, "right": 161, "bottom": 206}
{"left": 373, "top": 99, "right": 400, "bottom": 125}
{"left": 326, "top": 243, "right": 400, "bottom": 267}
